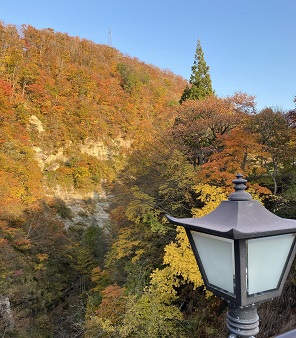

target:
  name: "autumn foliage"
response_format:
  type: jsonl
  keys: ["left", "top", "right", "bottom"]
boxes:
{"left": 0, "top": 21, "right": 296, "bottom": 338}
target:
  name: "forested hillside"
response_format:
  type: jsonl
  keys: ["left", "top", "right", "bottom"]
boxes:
{"left": 0, "top": 22, "right": 296, "bottom": 337}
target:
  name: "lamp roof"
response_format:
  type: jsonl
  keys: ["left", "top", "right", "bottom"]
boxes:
{"left": 167, "top": 174, "right": 296, "bottom": 239}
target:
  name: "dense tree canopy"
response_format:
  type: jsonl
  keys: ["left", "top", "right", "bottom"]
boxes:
{"left": 0, "top": 21, "right": 296, "bottom": 338}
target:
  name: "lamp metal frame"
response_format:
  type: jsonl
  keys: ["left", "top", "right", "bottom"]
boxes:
{"left": 167, "top": 174, "right": 296, "bottom": 307}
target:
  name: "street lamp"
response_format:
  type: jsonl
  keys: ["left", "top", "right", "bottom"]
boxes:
{"left": 167, "top": 174, "right": 296, "bottom": 337}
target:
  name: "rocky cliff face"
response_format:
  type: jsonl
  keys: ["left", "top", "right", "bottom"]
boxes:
{"left": 53, "top": 187, "right": 111, "bottom": 230}
{"left": 0, "top": 297, "right": 14, "bottom": 332}
{"left": 28, "top": 114, "right": 121, "bottom": 230}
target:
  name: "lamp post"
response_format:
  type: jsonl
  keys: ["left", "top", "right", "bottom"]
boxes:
{"left": 167, "top": 174, "right": 296, "bottom": 338}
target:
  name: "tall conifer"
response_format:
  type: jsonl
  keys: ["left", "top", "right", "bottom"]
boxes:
{"left": 180, "top": 39, "right": 214, "bottom": 103}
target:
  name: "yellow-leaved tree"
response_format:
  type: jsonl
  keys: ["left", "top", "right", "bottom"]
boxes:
{"left": 149, "top": 184, "right": 227, "bottom": 295}
{"left": 114, "top": 184, "right": 228, "bottom": 337}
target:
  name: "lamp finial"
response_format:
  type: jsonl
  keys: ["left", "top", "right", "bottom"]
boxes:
{"left": 228, "top": 173, "right": 252, "bottom": 201}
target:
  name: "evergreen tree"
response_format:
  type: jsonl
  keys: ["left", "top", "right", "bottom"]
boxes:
{"left": 180, "top": 39, "right": 214, "bottom": 103}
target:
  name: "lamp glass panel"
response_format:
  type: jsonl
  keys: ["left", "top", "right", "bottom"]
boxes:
{"left": 192, "top": 232, "right": 235, "bottom": 294}
{"left": 247, "top": 234, "right": 295, "bottom": 295}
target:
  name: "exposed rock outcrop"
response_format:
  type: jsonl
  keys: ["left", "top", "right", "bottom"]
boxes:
{"left": 0, "top": 297, "right": 14, "bottom": 332}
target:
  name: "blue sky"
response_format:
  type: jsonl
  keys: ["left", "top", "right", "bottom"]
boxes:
{"left": 1, "top": 0, "right": 295, "bottom": 111}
